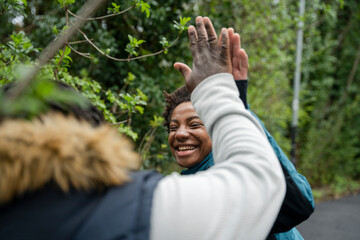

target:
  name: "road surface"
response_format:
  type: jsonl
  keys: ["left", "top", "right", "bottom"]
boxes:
{"left": 297, "top": 194, "right": 360, "bottom": 240}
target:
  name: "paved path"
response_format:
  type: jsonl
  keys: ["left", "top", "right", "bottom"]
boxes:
{"left": 297, "top": 194, "right": 360, "bottom": 240}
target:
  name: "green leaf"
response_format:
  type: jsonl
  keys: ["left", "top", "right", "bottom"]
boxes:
{"left": 52, "top": 26, "right": 58, "bottom": 35}
{"left": 174, "top": 16, "right": 191, "bottom": 33}
{"left": 136, "top": 88, "right": 148, "bottom": 101}
{"left": 61, "top": 26, "right": 69, "bottom": 33}
{"left": 135, "top": 1, "right": 151, "bottom": 18}
{"left": 122, "top": 93, "right": 132, "bottom": 103}
{"left": 136, "top": 39, "right": 145, "bottom": 45}
{"left": 180, "top": 16, "right": 191, "bottom": 26}
{"left": 135, "top": 106, "right": 144, "bottom": 114}
{"left": 20, "top": 0, "right": 27, "bottom": 7}
{"left": 127, "top": 72, "right": 136, "bottom": 81}
{"left": 128, "top": 34, "right": 134, "bottom": 42}
{"left": 125, "top": 43, "right": 137, "bottom": 56}
{"left": 118, "top": 124, "right": 138, "bottom": 141}
{"left": 108, "top": 2, "right": 121, "bottom": 13}
{"left": 145, "top": 8, "right": 150, "bottom": 18}
{"left": 105, "top": 90, "right": 116, "bottom": 103}
{"left": 160, "top": 37, "right": 169, "bottom": 47}
{"left": 150, "top": 115, "right": 164, "bottom": 127}
{"left": 57, "top": 0, "right": 64, "bottom": 7}
{"left": 58, "top": 0, "right": 75, "bottom": 8}
{"left": 64, "top": 46, "right": 71, "bottom": 55}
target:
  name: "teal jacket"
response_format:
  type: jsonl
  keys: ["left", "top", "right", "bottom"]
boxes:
{"left": 181, "top": 80, "right": 314, "bottom": 240}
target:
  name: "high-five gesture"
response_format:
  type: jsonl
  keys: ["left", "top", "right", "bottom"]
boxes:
{"left": 174, "top": 16, "right": 232, "bottom": 92}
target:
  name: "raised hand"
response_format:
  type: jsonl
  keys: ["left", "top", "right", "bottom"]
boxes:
{"left": 174, "top": 16, "right": 232, "bottom": 92}
{"left": 228, "top": 28, "right": 248, "bottom": 80}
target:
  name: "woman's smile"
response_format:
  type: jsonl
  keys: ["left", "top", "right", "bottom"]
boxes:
{"left": 175, "top": 145, "right": 198, "bottom": 157}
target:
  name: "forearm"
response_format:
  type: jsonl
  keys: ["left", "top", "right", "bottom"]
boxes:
{"left": 150, "top": 74, "right": 285, "bottom": 240}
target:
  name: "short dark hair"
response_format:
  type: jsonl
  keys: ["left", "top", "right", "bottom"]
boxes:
{"left": 1, "top": 81, "right": 105, "bottom": 127}
{"left": 162, "top": 86, "right": 191, "bottom": 131}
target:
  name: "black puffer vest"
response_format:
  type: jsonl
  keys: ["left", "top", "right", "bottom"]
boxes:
{"left": 0, "top": 171, "right": 163, "bottom": 240}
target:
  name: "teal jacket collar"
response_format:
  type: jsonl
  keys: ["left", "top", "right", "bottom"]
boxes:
{"left": 180, "top": 152, "right": 214, "bottom": 175}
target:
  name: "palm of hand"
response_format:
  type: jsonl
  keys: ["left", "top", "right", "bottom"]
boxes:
{"left": 185, "top": 17, "right": 232, "bottom": 92}
{"left": 188, "top": 51, "right": 231, "bottom": 91}
{"left": 233, "top": 68, "right": 243, "bottom": 80}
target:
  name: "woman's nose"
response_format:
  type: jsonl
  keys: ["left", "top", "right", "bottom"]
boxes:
{"left": 175, "top": 129, "right": 190, "bottom": 140}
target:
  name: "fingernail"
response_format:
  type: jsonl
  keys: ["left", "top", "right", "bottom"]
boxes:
{"left": 188, "top": 26, "right": 195, "bottom": 32}
{"left": 196, "top": 16, "right": 202, "bottom": 23}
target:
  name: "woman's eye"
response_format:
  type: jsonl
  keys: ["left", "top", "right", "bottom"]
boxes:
{"left": 190, "top": 123, "right": 202, "bottom": 128}
{"left": 169, "top": 126, "right": 178, "bottom": 132}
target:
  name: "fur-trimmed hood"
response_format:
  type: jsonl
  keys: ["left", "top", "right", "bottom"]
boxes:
{"left": 0, "top": 114, "right": 141, "bottom": 204}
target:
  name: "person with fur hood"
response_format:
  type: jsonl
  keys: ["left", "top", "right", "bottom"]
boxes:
{"left": 0, "top": 16, "right": 285, "bottom": 240}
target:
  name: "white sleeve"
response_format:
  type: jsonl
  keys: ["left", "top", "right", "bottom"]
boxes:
{"left": 150, "top": 73, "right": 285, "bottom": 240}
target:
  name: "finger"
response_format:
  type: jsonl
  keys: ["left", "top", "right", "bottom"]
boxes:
{"left": 232, "top": 48, "right": 240, "bottom": 74}
{"left": 239, "top": 48, "right": 249, "bottom": 79}
{"left": 228, "top": 28, "right": 235, "bottom": 60}
{"left": 188, "top": 25, "right": 199, "bottom": 61}
{"left": 219, "top": 28, "right": 230, "bottom": 68}
{"left": 174, "top": 62, "right": 192, "bottom": 81}
{"left": 238, "top": 33, "right": 242, "bottom": 49}
{"left": 232, "top": 33, "right": 241, "bottom": 57}
{"left": 239, "top": 48, "right": 249, "bottom": 69}
{"left": 195, "top": 16, "right": 208, "bottom": 52}
{"left": 203, "top": 17, "right": 218, "bottom": 49}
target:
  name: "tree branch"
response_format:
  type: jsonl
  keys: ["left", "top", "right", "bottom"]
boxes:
{"left": 338, "top": 44, "right": 360, "bottom": 104}
{"left": 76, "top": 26, "right": 180, "bottom": 62}
{"left": 53, "top": 7, "right": 70, "bottom": 80}
{"left": 110, "top": 120, "right": 128, "bottom": 126}
{"left": 0, "top": 56, "right": 15, "bottom": 68}
{"left": 67, "top": 44, "right": 94, "bottom": 59}
{"left": 7, "top": 0, "right": 108, "bottom": 100}
{"left": 346, "top": 44, "right": 360, "bottom": 89}
{"left": 67, "top": 4, "right": 135, "bottom": 21}
{"left": 68, "top": 39, "right": 93, "bottom": 45}
{"left": 53, "top": 46, "right": 66, "bottom": 80}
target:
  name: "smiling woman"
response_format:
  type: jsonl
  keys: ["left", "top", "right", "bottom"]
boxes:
{"left": 168, "top": 101, "right": 212, "bottom": 168}
{"left": 163, "top": 86, "right": 216, "bottom": 175}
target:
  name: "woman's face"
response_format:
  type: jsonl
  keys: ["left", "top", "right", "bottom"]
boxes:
{"left": 168, "top": 102, "right": 212, "bottom": 168}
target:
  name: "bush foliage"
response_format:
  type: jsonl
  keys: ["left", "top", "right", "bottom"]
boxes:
{"left": 1, "top": 0, "right": 359, "bottom": 187}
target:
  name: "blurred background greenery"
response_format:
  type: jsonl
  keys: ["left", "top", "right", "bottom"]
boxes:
{"left": 1, "top": 0, "right": 359, "bottom": 200}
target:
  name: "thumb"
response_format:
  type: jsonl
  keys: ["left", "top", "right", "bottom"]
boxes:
{"left": 174, "top": 62, "right": 192, "bottom": 81}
